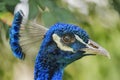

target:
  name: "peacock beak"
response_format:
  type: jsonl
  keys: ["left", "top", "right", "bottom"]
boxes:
{"left": 80, "top": 39, "right": 111, "bottom": 59}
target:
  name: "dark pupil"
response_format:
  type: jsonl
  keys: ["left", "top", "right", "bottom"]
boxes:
{"left": 63, "top": 36, "right": 71, "bottom": 42}
{"left": 62, "top": 34, "right": 75, "bottom": 44}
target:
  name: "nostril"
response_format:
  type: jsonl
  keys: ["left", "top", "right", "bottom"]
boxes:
{"left": 89, "top": 43, "right": 99, "bottom": 49}
{"left": 88, "top": 40, "right": 99, "bottom": 49}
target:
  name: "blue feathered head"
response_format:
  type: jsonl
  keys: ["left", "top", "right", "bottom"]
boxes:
{"left": 38, "top": 23, "right": 110, "bottom": 67}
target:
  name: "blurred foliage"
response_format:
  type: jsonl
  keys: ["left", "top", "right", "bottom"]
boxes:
{"left": 29, "top": 0, "right": 78, "bottom": 27}
{"left": 0, "top": 0, "right": 19, "bottom": 13}
{"left": 110, "top": 0, "right": 120, "bottom": 14}
{"left": 0, "top": 12, "right": 13, "bottom": 26}
{"left": 0, "top": 0, "right": 120, "bottom": 80}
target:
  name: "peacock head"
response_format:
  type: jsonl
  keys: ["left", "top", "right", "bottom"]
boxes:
{"left": 39, "top": 23, "right": 110, "bottom": 67}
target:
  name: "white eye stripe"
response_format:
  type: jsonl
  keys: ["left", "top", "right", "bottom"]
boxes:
{"left": 52, "top": 34, "right": 74, "bottom": 52}
{"left": 75, "top": 35, "right": 100, "bottom": 49}
{"left": 75, "top": 35, "right": 93, "bottom": 48}
{"left": 75, "top": 35, "right": 87, "bottom": 45}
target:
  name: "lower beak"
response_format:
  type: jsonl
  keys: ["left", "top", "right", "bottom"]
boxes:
{"left": 81, "top": 39, "right": 111, "bottom": 59}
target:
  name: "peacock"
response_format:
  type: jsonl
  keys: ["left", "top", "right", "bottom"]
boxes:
{"left": 9, "top": 11, "right": 110, "bottom": 80}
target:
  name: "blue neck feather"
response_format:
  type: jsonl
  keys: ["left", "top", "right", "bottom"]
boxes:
{"left": 33, "top": 31, "right": 62, "bottom": 80}
{"left": 34, "top": 45, "right": 64, "bottom": 80}
{"left": 34, "top": 59, "right": 63, "bottom": 80}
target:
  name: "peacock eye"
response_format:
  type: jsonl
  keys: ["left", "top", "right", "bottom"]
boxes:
{"left": 61, "top": 34, "right": 75, "bottom": 44}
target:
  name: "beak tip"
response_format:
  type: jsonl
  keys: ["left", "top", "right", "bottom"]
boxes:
{"left": 95, "top": 49, "right": 111, "bottom": 59}
{"left": 82, "top": 39, "right": 111, "bottom": 59}
{"left": 100, "top": 49, "right": 111, "bottom": 59}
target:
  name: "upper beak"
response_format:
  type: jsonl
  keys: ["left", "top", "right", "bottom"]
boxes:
{"left": 81, "top": 39, "right": 111, "bottom": 59}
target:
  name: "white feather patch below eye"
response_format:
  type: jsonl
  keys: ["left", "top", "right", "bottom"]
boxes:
{"left": 52, "top": 34, "right": 74, "bottom": 52}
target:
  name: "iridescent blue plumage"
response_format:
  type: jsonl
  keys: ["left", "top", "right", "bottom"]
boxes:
{"left": 34, "top": 23, "right": 90, "bottom": 80}
{"left": 9, "top": 12, "right": 25, "bottom": 59}
{"left": 10, "top": 11, "right": 110, "bottom": 80}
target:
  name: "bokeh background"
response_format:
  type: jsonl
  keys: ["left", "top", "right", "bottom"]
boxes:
{"left": 0, "top": 0, "right": 120, "bottom": 80}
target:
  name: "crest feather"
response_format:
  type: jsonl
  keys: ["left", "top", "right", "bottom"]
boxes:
{"left": 10, "top": 11, "right": 47, "bottom": 60}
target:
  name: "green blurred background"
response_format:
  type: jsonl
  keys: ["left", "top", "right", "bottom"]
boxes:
{"left": 0, "top": 0, "right": 120, "bottom": 80}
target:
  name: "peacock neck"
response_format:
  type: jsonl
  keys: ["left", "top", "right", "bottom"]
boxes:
{"left": 34, "top": 49, "right": 64, "bottom": 80}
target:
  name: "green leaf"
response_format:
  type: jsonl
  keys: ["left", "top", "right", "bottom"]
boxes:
{"left": 41, "top": 11, "right": 57, "bottom": 27}
{"left": 29, "top": 0, "right": 39, "bottom": 19}
{"left": 4, "top": 0, "right": 19, "bottom": 5}
{"left": 0, "top": 2, "right": 6, "bottom": 11}
{"left": 41, "top": 8, "right": 77, "bottom": 27}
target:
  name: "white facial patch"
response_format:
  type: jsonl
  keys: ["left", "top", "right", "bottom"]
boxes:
{"left": 52, "top": 34, "right": 74, "bottom": 52}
